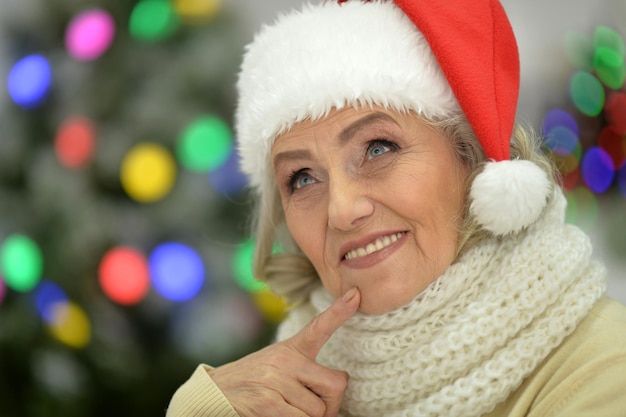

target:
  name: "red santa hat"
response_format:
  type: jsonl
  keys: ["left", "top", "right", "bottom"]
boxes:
{"left": 236, "top": 0, "right": 551, "bottom": 236}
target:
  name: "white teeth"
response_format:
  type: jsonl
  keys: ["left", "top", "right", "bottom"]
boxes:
{"left": 344, "top": 232, "right": 406, "bottom": 260}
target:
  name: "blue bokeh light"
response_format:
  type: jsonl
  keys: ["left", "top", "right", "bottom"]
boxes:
{"left": 149, "top": 242, "right": 205, "bottom": 302}
{"left": 618, "top": 164, "right": 626, "bottom": 198}
{"left": 34, "top": 280, "right": 68, "bottom": 324}
{"left": 7, "top": 54, "right": 53, "bottom": 108}
{"left": 581, "top": 147, "right": 615, "bottom": 193}
{"left": 542, "top": 108, "right": 579, "bottom": 138}
{"left": 544, "top": 126, "right": 580, "bottom": 156}
{"left": 208, "top": 148, "right": 248, "bottom": 196}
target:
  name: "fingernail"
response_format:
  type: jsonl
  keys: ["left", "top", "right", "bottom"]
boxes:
{"left": 342, "top": 287, "right": 357, "bottom": 303}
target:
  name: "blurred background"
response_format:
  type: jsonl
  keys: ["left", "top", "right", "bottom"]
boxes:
{"left": 0, "top": 0, "right": 624, "bottom": 416}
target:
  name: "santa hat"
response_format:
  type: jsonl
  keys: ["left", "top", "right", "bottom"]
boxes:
{"left": 235, "top": 0, "right": 551, "bottom": 236}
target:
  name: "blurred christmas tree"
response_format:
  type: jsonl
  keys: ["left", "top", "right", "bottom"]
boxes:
{"left": 0, "top": 1, "right": 286, "bottom": 416}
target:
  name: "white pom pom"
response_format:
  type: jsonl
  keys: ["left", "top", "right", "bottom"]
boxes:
{"left": 469, "top": 160, "right": 551, "bottom": 235}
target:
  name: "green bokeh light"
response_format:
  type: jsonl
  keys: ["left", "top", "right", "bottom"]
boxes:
{"left": 565, "top": 187, "right": 599, "bottom": 231}
{"left": 593, "top": 26, "right": 625, "bottom": 57}
{"left": 177, "top": 116, "right": 232, "bottom": 172}
{"left": 232, "top": 239, "right": 266, "bottom": 293}
{"left": 129, "top": 0, "right": 179, "bottom": 42}
{"left": 0, "top": 234, "right": 43, "bottom": 292}
{"left": 570, "top": 71, "right": 605, "bottom": 117}
{"left": 594, "top": 47, "right": 625, "bottom": 90}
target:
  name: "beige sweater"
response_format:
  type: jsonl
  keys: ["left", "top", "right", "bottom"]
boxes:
{"left": 166, "top": 297, "right": 626, "bottom": 417}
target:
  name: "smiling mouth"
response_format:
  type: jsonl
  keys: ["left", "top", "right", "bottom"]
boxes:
{"left": 343, "top": 232, "right": 407, "bottom": 260}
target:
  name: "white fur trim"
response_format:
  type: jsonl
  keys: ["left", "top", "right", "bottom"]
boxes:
{"left": 236, "top": 1, "right": 460, "bottom": 190}
{"left": 470, "top": 160, "right": 551, "bottom": 235}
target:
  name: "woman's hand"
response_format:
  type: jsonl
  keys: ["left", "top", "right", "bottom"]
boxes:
{"left": 209, "top": 287, "right": 361, "bottom": 417}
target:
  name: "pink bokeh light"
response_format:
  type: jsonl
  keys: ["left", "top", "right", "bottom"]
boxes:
{"left": 65, "top": 9, "right": 115, "bottom": 61}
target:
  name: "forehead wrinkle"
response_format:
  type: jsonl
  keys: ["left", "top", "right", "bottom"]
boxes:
{"left": 272, "top": 110, "right": 401, "bottom": 169}
{"left": 339, "top": 111, "right": 400, "bottom": 145}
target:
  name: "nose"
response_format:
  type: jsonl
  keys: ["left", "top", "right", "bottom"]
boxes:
{"left": 327, "top": 176, "right": 374, "bottom": 232}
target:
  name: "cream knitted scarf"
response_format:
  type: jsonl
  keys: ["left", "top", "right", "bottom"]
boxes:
{"left": 276, "top": 190, "right": 606, "bottom": 417}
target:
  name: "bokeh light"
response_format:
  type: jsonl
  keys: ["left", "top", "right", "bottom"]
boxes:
{"left": 173, "top": 0, "right": 221, "bottom": 24}
{"left": 570, "top": 71, "right": 605, "bottom": 117}
{"left": 120, "top": 143, "right": 177, "bottom": 203}
{"left": 34, "top": 280, "right": 69, "bottom": 324}
{"left": 0, "top": 234, "right": 43, "bottom": 293}
{"left": 581, "top": 146, "right": 615, "bottom": 193}
{"left": 564, "top": 30, "right": 594, "bottom": 71}
{"left": 594, "top": 26, "right": 625, "bottom": 55}
{"left": 560, "top": 166, "right": 580, "bottom": 191}
{"left": 565, "top": 186, "right": 599, "bottom": 231}
{"left": 592, "top": 26, "right": 625, "bottom": 90}
{"left": 149, "top": 242, "right": 205, "bottom": 302}
{"left": 544, "top": 125, "right": 580, "bottom": 156}
{"left": 0, "top": 276, "right": 6, "bottom": 304}
{"left": 7, "top": 54, "right": 52, "bottom": 109}
{"left": 598, "top": 126, "right": 626, "bottom": 169}
{"left": 618, "top": 164, "right": 626, "bottom": 198}
{"left": 65, "top": 9, "right": 115, "bottom": 61}
{"left": 593, "top": 27, "right": 625, "bottom": 89}
{"left": 252, "top": 288, "right": 287, "bottom": 323}
{"left": 54, "top": 116, "right": 97, "bottom": 169}
{"left": 48, "top": 302, "right": 91, "bottom": 349}
{"left": 542, "top": 109, "right": 584, "bottom": 176}
{"left": 542, "top": 108, "right": 579, "bottom": 137}
{"left": 177, "top": 116, "right": 232, "bottom": 172}
{"left": 551, "top": 145, "right": 582, "bottom": 175}
{"left": 170, "top": 293, "right": 263, "bottom": 363}
{"left": 98, "top": 247, "right": 150, "bottom": 305}
{"left": 207, "top": 147, "right": 248, "bottom": 196}
{"left": 594, "top": 47, "right": 625, "bottom": 90}
{"left": 232, "top": 239, "right": 266, "bottom": 293}
{"left": 606, "top": 92, "right": 626, "bottom": 135}
{"left": 560, "top": 25, "right": 626, "bottom": 198}
{"left": 129, "top": 0, "right": 179, "bottom": 42}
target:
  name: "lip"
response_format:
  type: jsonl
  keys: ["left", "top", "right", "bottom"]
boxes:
{"left": 338, "top": 230, "right": 408, "bottom": 269}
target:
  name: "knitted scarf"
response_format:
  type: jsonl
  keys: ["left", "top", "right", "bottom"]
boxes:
{"left": 276, "top": 190, "right": 606, "bottom": 417}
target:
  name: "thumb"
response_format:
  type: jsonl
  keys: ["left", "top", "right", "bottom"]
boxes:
{"left": 288, "top": 287, "right": 360, "bottom": 360}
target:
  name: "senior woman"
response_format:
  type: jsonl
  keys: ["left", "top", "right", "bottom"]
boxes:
{"left": 167, "top": 0, "right": 626, "bottom": 416}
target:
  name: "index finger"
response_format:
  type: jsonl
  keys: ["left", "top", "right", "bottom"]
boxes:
{"left": 287, "top": 287, "right": 360, "bottom": 360}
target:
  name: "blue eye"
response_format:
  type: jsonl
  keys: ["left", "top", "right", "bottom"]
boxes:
{"left": 289, "top": 170, "right": 315, "bottom": 191}
{"left": 367, "top": 140, "right": 395, "bottom": 159}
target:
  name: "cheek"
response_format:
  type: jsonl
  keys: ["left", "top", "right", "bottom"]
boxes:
{"left": 391, "top": 165, "right": 465, "bottom": 245}
{"left": 284, "top": 205, "right": 325, "bottom": 262}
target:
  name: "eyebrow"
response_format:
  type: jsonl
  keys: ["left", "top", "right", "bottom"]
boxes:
{"left": 272, "top": 111, "right": 399, "bottom": 167}
{"left": 272, "top": 148, "right": 313, "bottom": 168}
{"left": 339, "top": 112, "right": 399, "bottom": 145}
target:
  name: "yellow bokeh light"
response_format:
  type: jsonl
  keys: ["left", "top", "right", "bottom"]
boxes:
{"left": 120, "top": 143, "right": 177, "bottom": 203}
{"left": 48, "top": 302, "right": 91, "bottom": 349}
{"left": 550, "top": 151, "right": 580, "bottom": 174}
{"left": 173, "top": 0, "right": 221, "bottom": 24}
{"left": 252, "top": 289, "right": 288, "bottom": 324}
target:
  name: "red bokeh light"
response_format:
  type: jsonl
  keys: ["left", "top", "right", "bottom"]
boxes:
{"left": 54, "top": 116, "right": 96, "bottom": 169}
{"left": 605, "top": 92, "right": 626, "bottom": 135}
{"left": 98, "top": 246, "right": 150, "bottom": 305}
{"left": 597, "top": 125, "right": 626, "bottom": 169}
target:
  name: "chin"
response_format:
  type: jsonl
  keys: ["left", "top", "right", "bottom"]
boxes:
{"left": 358, "top": 296, "right": 404, "bottom": 315}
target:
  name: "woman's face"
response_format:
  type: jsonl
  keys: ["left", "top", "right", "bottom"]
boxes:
{"left": 271, "top": 107, "right": 469, "bottom": 314}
